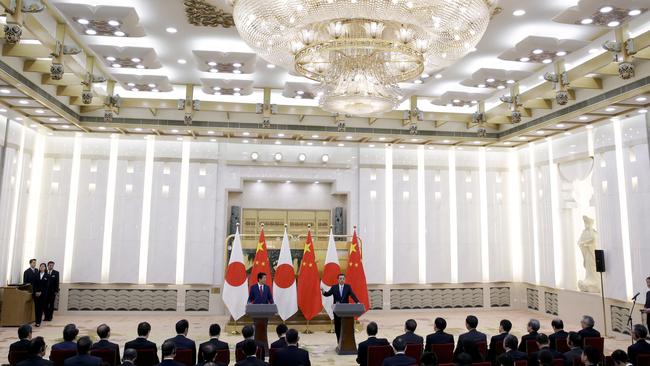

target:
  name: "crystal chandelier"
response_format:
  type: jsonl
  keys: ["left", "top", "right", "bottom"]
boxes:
{"left": 231, "top": 0, "right": 495, "bottom": 116}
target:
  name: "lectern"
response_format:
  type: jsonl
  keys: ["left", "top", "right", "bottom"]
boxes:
{"left": 333, "top": 303, "right": 365, "bottom": 355}
{"left": 245, "top": 304, "right": 277, "bottom": 353}
{"left": 1, "top": 285, "right": 34, "bottom": 326}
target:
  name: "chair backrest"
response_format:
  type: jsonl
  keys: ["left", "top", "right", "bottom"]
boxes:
{"left": 215, "top": 349, "right": 230, "bottom": 365}
{"left": 637, "top": 354, "right": 650, "bottom": 366}
{"left": 552, "top": 359, "right": 564, "bottom": 366}
{"left": 526, "top": 340, "right": 539, "bottom": 355}
{"left": 235, "top": 347, "right": 263, "bottom": 362}
{"left": 431, "top": 343, "right": 455, "bottom": 364}
{"left": 554, "top": 339, "right": 570, "bottom": 354}
{"left": 268, "top": 348, "right": 280, "bottom": 366}
{"left": 405, "top": 343, "right": 424, "bottom": 364}
{"left": 174, "top": 348, "right": 194, "bottom": 366}
{"left": 90, "top": 348, "right": 117, "bottom": 366}
{"left": 49, "top": 349, "right": 78, "bottom": 366}
{"left": 476, "top": 341, "right": 488, "bottom": 359}
{"left": 583, "top": 338, "right": 604, "bottom": 356}
{"left": 134, "top": 349, "right": 157, "bottom": 366}
{"left": 368, "top": 345, "right": 395, "bottom": 366}
{"left": 8, "top": 350, "right": 29, "bottom": 366}
{"left": 515, "top": 360, "right": 528, "bottom": 366}
{"left": 493, "top": 341, "right": 506, "bottom": 359}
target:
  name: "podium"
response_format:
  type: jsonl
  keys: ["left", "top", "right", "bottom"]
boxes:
{"left": 245, "top": 304, "right": 277, "bottom": 353}
{"left": 1, "top": 285, "right": 34, "bottom": 326}
{"left": 333, "top": 303, "right": 365, "bottom": 355}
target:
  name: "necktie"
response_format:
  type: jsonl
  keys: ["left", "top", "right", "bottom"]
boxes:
{"left": 339, "top": 285, "right": 343, "bottom": 298}
{"left": 260, "top": 285, "right": 263, "bottom": 295}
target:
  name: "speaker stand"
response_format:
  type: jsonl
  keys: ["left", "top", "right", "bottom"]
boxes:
{"left": 599, "top": 272, "right": 608, "bottom": 337}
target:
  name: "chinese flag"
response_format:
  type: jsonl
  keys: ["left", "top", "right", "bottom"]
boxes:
{"left": 248, "top": 226, "right": 273, "bottom": 288}
{"left": 346, "top": 226, "right": 369, "bottom": 312}
{"left": 297, "top": 229, "right": 322, "bottom": 320}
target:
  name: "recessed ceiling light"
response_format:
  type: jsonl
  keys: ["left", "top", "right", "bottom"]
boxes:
{"left": 585, "top": 125, "right": 593, "bottom": 129}
{"left": 607, "top": 21, "right": 620, "bottom": 27}
{"left": 212, "top": 86, "right": 221, "bottom": 91}
{"left": 536, "top": 130, "right": 545, "bottom": 135}
{"left": 477, "top": 84, "right": 486, "bottom": 88}
{"left": 166, "top": 27, "right": 178, "bottom": 33}
{"left": 532, "top": 49, "right": 543, "bottom": 55}
{"left": 112, "top": 63, "right": 121, "bottom": 68}
{"left": 496, "top": 85, "right": 506, "bottom": 90}
{"left": 542, "top": 58, "right": 552, "bottom": 64}
{"left": 556, "top": 51, "right": 567, "bottom": 56}
{"left": 398, "top": 145, "right": 404, "bottom": 149}
{"left": 473, "top": 141, "right": 481, "bottom": 144}
{"left": 277, "top": 133, "right": 285, "bottom": 137}
{"left": 131, "top": 88, "right": 139, "bottom": 92}
{"left": 18, "top": 100, "right": 29, "bottom": 105}
{"left": 345, "top": 135, "right": 353, "bottom": 139}
{"left": 233, "top": 87, "right": 241, "bottom": 92}
{"left": 556, "top": 123, "right": 565, "bottom": 128}
{"left": 232, "top": 62, "right": 242, "bottom": 68}
{"left": 131, "top": 57, "right": 142, "bottom": 63}
{"left": 106, "top": 56, "right": 116, "bottom": 62}
{"left": 321, "top": 154, "right": 329, "bottom": 163}
{"left": 605, "top": 107, "right": 616, "bottom": 112}
{"left": 107, "top": 19, "right": 120, "bottom": 27}
{"left": 599, "top": 6, "right": 613, "bottom": 13}
{"left": 471, "top": 100, "right": 478, "bottom": 104}
{"left": 285, "top": 180, "right": 291, "bottom": 184}
{"left": 588, "top": 48, "right": 600, "bottom": 54}
{"left": 114, "top": 31, "right": 125, "bottom": 37}
{"left": 98, "top": 126, "right": 106, "bottom": 130}
{"left": 635, "top": 96, "right": 647, "bottom": 102}
{"left": 274, "top": 153, "right": 283, "bottom": 161}
{"left": 486, "top": 78, "right": 495, "bottom": 83}
{"left": 296, "top": 90, "right": 304, "bottom": 95}
{"left": 147, "top": 83, "right": 156, "bottom": 88}
{"left": 629, "top": 9, "right": 641, "bottom": 16}
{"left": 580, "top": 18, "right": 594, "bottom": 25}
{"left": 0, "top": 88, "right": 10, "bottom": 94}
{"left": 512, "top": 9, "right": 526, "bottom": 16}
{"left": 30, "top": 124, "right": 37, "bottom": 128}
{"left": 134, "top": 127, "right": 143, "bottom": 132}
{"left": 506, "top": 79, "right": 515, "bottom": 84}
{"left": 368, "top": 144, "right": 375, "bottom": 148}
{"left": 442, "top": 139, "right": 450, "bottom": 143}
{"left": 61, "top": 124, "right": 70, "bottom": 129}
{"left": 453, "top": 99, "right": 461, "bottom": 103}
{"left": 275, "top": 141, "right": 282, "bottom": 145}
{"left": 242, "top": 132, "right": 250, "bottom": 136}
{"left": 579, "top": 116, "right": 589, "bottom": 121}
{"left": 421, "top": 73, "right": 430, "bottom": 78}
{"left": 49, "top": 117, "right": 58, "bottom": 122}
{"left": 638, "top": 109, "right": 648, "bottom": 114}
{"left": 413, "top": 79, "right": 423, "bottom": 84}
{"left": 503, "top": 141, "right": 513, "bottom": 145}
{"left": 171, "top": 129, "right": 179, "bottom": 133}
{"left": 151, "top": 88, "right": 159, "bottom": 93}
{"left": 233, "top": 69, "right": 242, "bottom": 74}
{"left": 15, "top": 117, "right": 23, "bottom": 121}
{"left": 127, "top": 82, "right": 136, "bottom": 87}
{"left": 243, "top": 139, "right": 249, "bottom": 143}
{"left": 311, "top": 134, "right": 319, "bottom": 138}
{"left": 136, "top": 64, "right": 145, "bottom": 69}
{"left": 77, "top": 18, "right": 89, "bottom": 25}
{"left": 434, "top": 73, "right": 442, "bottom": 79}
{"left": 85, "top": 29, "right": 97, "bottom": 35}
{"left": 298, "top": 153, "right": 306, "bottom": 162}
{"left": 519, "top": 136, "right": 527, "bottom": 140}
{"left": 379, "top": 137, "right": 386, "bottom": 141}
{"left": 177, "top": 59, "right": 187, "bottom": 64}
{"left": 267, "top": 63, "right": 276, "bottom": 69}
{"left": 209, "top": 68, "right": 218, "bottom": 73}
{"left": 234, "top": 92, "right": 241, "bottom": 96}
{"left": 35, "top": 109, "right": 44, "bottom": 114}
{"left": 210, "top": 138, "right": 217, "bottom": 142}
{"left": 306, "top": 142, "right": 313, "bottom": 146}
{"left": 519, "top": 57, "right": 530, "bottom": 62}
{"left": 564, "top": 132, "right": 571, "bottom": 136}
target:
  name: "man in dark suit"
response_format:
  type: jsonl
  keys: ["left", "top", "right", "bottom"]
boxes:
{"left": 628, "top": 324, "right": 650, "bottom": 365}
{"left": 44, "top": 261, "right": 59, "bottom": 321}
{"left": 581, "top": 346, "right": 600, "bottom": 366}
{"left": 16, "top": 337, "right": 53, "bottom": 366}
{"left": 91, "top": 324, "right": 120, "bottom": 365}
{"left": 23, "top": 259, "right": 38, "bottom": 286}
{"left": 270, "top": 324, "right": 288, "bottom": 349}
{"left": 165, "top": 319, "right": 197, "bottom": 364}
{"left": 563, "top": 332, "right": 583, "bottom": 366}
{"left": 530, "top": 334, "right": 564, "bottom": 366}
{"left": 273, "top": 329, "right": 310, "bottom": 366}
{"left": 503, "top": 335, "right": 527, "bottom": 361}
{"left": 548, "top": 319, "right": 568, "bottom": 351}
{"left": 160, "top": 341, "right": 185, "bottom": 366}
{"left": 235, "top": 340, "right": 267, "bottom": 366}
{"left": 9, "top": 324, "right": 32, "bottom": 359}
{"left": 124, "top": 322, "right": 160, "bottom": 364}
{"left": 199, "top": 324, "right": 229, "bottom": 363}
{"left": 235, "top": 326, "right": 265, "bottom": 360}
{"left": 382, "top": 337, "right": 416, "bottom": 366}
{"left": 577, "top": 316, "right": 600, "bottom": 347}
{"left": 393, "top": 319, "right": 424, "bottom": 345}
{"left": 321, "top": 273, "right": 360, "bottom": 341}
{"left": 64, "top": 337, "right": 102, "bottom": 366}
{"left": 488, "top": 319, "right": 512, "bottom": 363}
{"left": 197, "top": 344, "right": 227, "bottom": 366}
{"left": 519, "top": 319, "right": 540, "bottom": 352}
{"left": 121, "top": 349, "right": 137, "bottom": 366}
{"left": 52, "top": 324, "right": 79, "bottom": 351}
{"left": 248, "top": 273, "right": 273, "bottom": 304}
{"left": 425, "top": 317, "right": 455, "bottom": 352}
{"left": 642, "top": 277, "right": 650, "bottom": 325}
{"left": 357, "top": 322, "right": 390, "bottom": 366}
{"left": 454, "top": 315, "right": 487, "bottom": 360}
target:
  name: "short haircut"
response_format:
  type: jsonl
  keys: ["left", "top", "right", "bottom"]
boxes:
{"left": 29, "top": 259, "right": 36, "bottom": 264}
{"left": 242, "top": 325, "right": 254, "bottom": 338}
{"left": 504, "top": 334, "right": 518, "bottom": 350}
{"left": 434, "top": 317, "right": 447, "bottom": 331}
{"left": 611, "top": 350, "right": 629, "bottom": 364}
{"left": 242, "top": 339, "right": 257, "bottom": 356}
{"left": 47, "top": 261, "right": 54, "bottom": 265}
{"left": 497, "top": 354, "right": 515, "bottom": 366}
{"left": 97, "top": 324, "right": 110, "bottom": 339}
{"left": 18, "top": 324, "right": 32, "bottom": 339}
{"left": 366, "top": 321, "right": 379, "bottom": 336}
{"left": 338, "top": 273, "right": 345, "bottom": 278}
{"left": 536, "top": 333, "right": 550, "bottom": 345}
{"left": 137, "top": 322, "right": 151, "bottom": 337}
{"left": 393, "top": 337, "right": 407, "bottom": 352}
{"left": 62, "top": 324, "right": 79, "bottom": 341}
{"left": 529, "top": 319, "right": 541, "bottom": 332}
{"left": 633, "top": 324, "right": 648, "bottom": 339}
{"left": 583, "top": 345, "right": 601, "bottom": 364}
{"left": 646, "top": 276, "right": 650, "bottom": 281}
{"left": 123, "top": 348, "right": 137, "bottom": 361}
{"left": 551, "top": 319, "right": 564, "bottom": 330}
{"left": 276, "top": 323, "right": 288, "bottom": 337}
{"left": 175, "top": 319, "right": 189, "bottom": 334}
{"left": 405, "top": 319, "right": 417, "bottom": 332}
{"left": 286, "top": 329, "right": 299, "bottom": 344}
{"left": 209, "top": 323, "right": 221, "bottom": 337}
{"left": 29, "top": 337, "right": 46, "bottom": 355}
{"left": 500, "top": 319, "right": 512, "bottom": 332}
{"left": 458, "top": 353, "right": 474, "bottom": 366}
{"left": 77, "top": 336, "right": 92, "bottom": 354}
{"left": 538, "top": 350, "right": 554, "bottom": 366}
{"left": 582, "top": 315, "right": 595, "bottom": 328}
{"left": 421, "top": 351, "right": 438, "bottom": 366}
{"left": 257, "top": 272, "right": 266, "bottom": 280}
{"left": 161, "top": 340, "right": 176, "bottom": 357}
{"left": 568, "top": 332, "right": 582, "bottom": 347}
{"left": 200, "top": 343, "right": 217, "bottom": 362}
{"left": 466, "top": 315, "right": 479, "bottom": 329}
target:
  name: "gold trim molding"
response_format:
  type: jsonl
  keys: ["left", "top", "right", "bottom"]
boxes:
{"left": 183, "top": 0, "right": 235, "bottom": 28}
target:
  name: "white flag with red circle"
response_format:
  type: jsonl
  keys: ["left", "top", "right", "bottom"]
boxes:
{"left": 273, "top": 226, "right": 298, "bottom": 320}
{"left": 320, "top": 227, "right": 341, "bottom": 319}
{"left": 222, "top": 226, "right": 248, "bottom": 321}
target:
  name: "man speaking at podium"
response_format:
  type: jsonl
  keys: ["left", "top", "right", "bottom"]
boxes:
{"left": 321, "top": 273, "right": 360, "bottom": 341}
{"left": 248, "top": 272, "right": 274, "bottom": 304}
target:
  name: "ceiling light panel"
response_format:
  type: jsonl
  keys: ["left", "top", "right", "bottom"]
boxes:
{"left": 498, "top": 36, "right": 589, "bottom": 63}
{"left": 193, "top": 51, "right": 257, "bottom": 74}
{"left": 55, "top": 4, "right": 146, "bottom": 38}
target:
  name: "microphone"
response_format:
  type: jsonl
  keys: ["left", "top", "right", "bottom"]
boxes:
{"left": 632, "top": 292, "right": 640, "bottom": 300}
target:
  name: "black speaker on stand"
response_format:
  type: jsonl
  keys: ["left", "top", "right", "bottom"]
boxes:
{"left": 595, "top": 249, "right": 608, "bottom": 337}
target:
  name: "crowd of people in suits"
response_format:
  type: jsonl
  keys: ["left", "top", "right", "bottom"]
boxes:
{"left": 22, "top": 259, "right": 60, "bottom": 327}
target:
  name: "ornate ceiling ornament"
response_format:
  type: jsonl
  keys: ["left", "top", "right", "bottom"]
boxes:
{"left": 184, "top": 0, "right": 234, "bottom": 28}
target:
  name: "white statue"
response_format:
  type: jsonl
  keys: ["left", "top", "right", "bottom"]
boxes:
{"left": 577, "top": 215, "right": 600, "bottom": 293}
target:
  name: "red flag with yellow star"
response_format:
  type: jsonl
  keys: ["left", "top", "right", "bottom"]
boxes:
{"left": 346, "top": 226, "right": 369, "bottom": 312}
{"left": 297, "top": 228, "right": 322, "bottom": 320}
{"left": 248, "top": 226, "right": 273, "bottom": 289}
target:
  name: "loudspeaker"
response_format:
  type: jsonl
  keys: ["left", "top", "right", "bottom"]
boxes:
{"left": 595, "top": 250, "right": 605, "bottom": 272}
{"left": 333, "top": 207, "right": 345, "bottom": 239}
{"left": 229, "top": 206, "right": 241, "bottom": 236}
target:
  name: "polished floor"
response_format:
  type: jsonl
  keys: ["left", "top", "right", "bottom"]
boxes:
{"left": 0, "top": 309, "right": 636, "bottom": 365}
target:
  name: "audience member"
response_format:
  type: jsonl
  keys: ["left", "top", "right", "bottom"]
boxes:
{"left": 425, "top": 317, "right": 455, "bottom": 352}
{"left": 488, "top": 319, "right": 512, "bottom": 362}
{"left": 496, "top": 354, "right": 514, "bottom": 366}
{"left": 530, "top": 333, "right": 563, "bottom": 366}
{"left": 627, "top": 324, "right": 650, "bottom": 365}
{"left": 578, "top": 316, "right": 600, "bottom": 347}
{"left": 235, "top": 325, "right": 265, "bottom": 360}
{"left": 456, "top": 353, "right": 474, "bottom": 366}
{"left": 198, "top": 324, "right": 228, "bottom": 362}
{"left": 382, "top": 337, "right": 416, "bottom": 366}
{"left": 165, "top": 319, "right": 197, "bottom": 364}
{"left": 581, "top": 346, "right": 601, "bottom": 366}
{"left": 160, "top": 341, "right": 184, "bottom": 366}
{"left": 235, "top": 339, "right": 267, "bottom": 366}
{"left": 462, "top": 340, "right": 484, "bottom": 363}
{"left": 64, "top": 336, "right": 102, "bottom": 366}
{"left": 124, "top": 322, "right": 159, "bottom": 364}
{"left": 196, "top": 343, "right": 226, "bottom": 366}
{"left": 357, "top": 321, "right": 390, "bottom": 366}
{"left": 9, "top": 324, "right": 33, "bottom": 356}
{"left": 121, "top": 349, "right": 137, "bottom": 366}
{"left": 549, "top": 319, "right": 568, "bottom": 351}
{"left": 519, "top": 319, "right": 540, "bottom": 352}
{"left": 563, "top": 332, "right": 583, "bottom": 366}
{"left": 394, "top": 319, "right": 424, "bottom": 345}
{"left": 16, "top": 337, "right": 52, "bottom": 366}
{"left": 421, "top": 351, "right": 438, "bottom": 366}
{"left": 537, "top": 350, "right": 554, "bottom": 366}
{"left": 611, "top": 350, "right": 631, "bottom": 366}
{"left": 273, "top": 329, "right": 310, "bottom": 366}
{"left": 454, "top": 316, "right": 487, "bottom": 360}
{"left": 52, "top": 324, "right": 79, "bottom": 351}
{"left": 270, "top": 324, "right": 288, "bottom": 349}
{"left": 503, "top": 335, "right": 527, "bottom": 361}
{"left": 91, "top": 324, "right": 121, "bottom": 365}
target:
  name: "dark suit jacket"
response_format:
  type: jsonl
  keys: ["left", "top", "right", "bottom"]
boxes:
{"left": 505, "top": 350, "right": 528, "bottom": 361}
{"left": 159, "top": 360, "right": 185, "bottom": 366}
{"left": 63, "top": 355, "right": 102, "bottom": 366}
{"left": 198, "top": 338, "right": 229, "bottom": 362}
{"left": 23, "top": 268, "right": 38, "bottom": 286}
{"left": 549, "top": 331, "right": 568, "bottom": 350}
{"left": 425, "top": 331, "right": 454, "bottom": 352}
{"left": 381, "top": 354, "right": 416, "bottom": 366}
{"left": 273, "top": 345, "right": 310, "bottom": 366}
{"left": 124, "top": 337, "right": 159, "bottom": 364}
{"left": 454, "top": 329, "right": 487, "bottom": 359}
{"left": 530, "top": 347, "right": 564, "bottom": 366}
{"left": 357, "top": 336, "right": 389, "bottom": 366}
{"left": 322, "top": 284, "right": 359, "bottom": 305}
{"left": 488, "top": 333, "right": 508, "bottom": 361}
{"left": 52, "top": 341, "right": 77, "bottom": 351}
{"left": 578, "top": 328, "right": 600, "bottom": 347}
{"left": 165, "top": 335, "right": 196, "bottom": 364}
{"left": 519, "top": 332, "right": 539, "bottom": 352}
{"left": 91, "top": 339, "right": 120, "bottom": 365}
{"left": 645, "top": 290, "right": 650, "bottom": 308}
{"left": 235, "top": 340, "right": 266, "bottom": 360}
{"left": 17, "top": 356, "right": 54, "bottom": 366}
{"left": 234, "top": 357, "right": 268, "bottom": 366}
{"left": 270, "top": 337, "right": 288, "bottom": 349}
{"left": 33, "top": 273, "right": 49, "bottom": 298}
{"left": 47, "top": 270, "right": 60, "bottom": 294}
{"left": 9, "top": 338, "right": 31, "bottom": 353}
{"left": 628, "top": 339, "right": 650, "bottom": 365}
{"left": 394, "top": 332, "right": 423, "bottom": 345}
{"left": 563, "top": 347, "right": 583, "bottom": 366}
{"left": 248, "top": 284, "right": 273, "bottom": 304}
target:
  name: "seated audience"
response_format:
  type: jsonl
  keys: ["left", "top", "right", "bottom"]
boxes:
{"left": 235, "top": 339, "right": 267, "bottom": 366}
{"left": 357, "top": 321, "right": 390, "bottom": 366}
{"left": 235, "top": 325, "right": 265, "bottom": 360}
{"left": 578, "top": 316, "right": 600, "bottom": 347}
{"left": 52, "top": 324, "right": 79, "bottom": 351}
{"left": 159, "top": 341, "right": 184, "bottom": 366}
{"left": 530, "top": 334, "right": 563, "bottom": 366}
{"left": 462, "top": 340, "right": 484, "bottom": 363}
{"left": 503, "top": 335, "right": 527, "bottom": 361}
{"left": 16, "top": 337, "right": 52, "bottom": 366}
{"left": 270, "top": 324, "right": 288, "bottom": 349}
{"left": 273, "top": 329, "right": 310, "bottom": 366}
{"left": 197, "top": 344, "right": 226, "bottom": 366}
{"left": 426, "top": 317, "right": 455, "bottom": 352}
{"left": 382, "top": 337, "right": 416, "bottom": 366}
{"left": 611, "top": 350, "right": 631, "bottom": 366}
{"left": 64, "top": 336, "right": 102, "bottom": 366}
{"left": 165, "top": 319, "right": 197, "bottom": 364}
{"left": 199, "top": 324, "right": 228, "bottom": 362}
{"left": 581, "top": 346, "right": 600, "bottom": 366}
{"left": 457, "top": 353, "right": 474, "bottom": 366}
{"left": 393, "top": 319, "right": 424, "bottom": 345}
{"left": 563, "top": 332, "right": 583, "bottom": 366}
{"left": 496, "top": 354, "right": 514, "bottom": 366}
{"left": 519, "top": 319, "right": 540, "bottom": 352}
{"left": 488, "top": 319, "right": 512, "bottom": 362}
{"left": 121, "top": 349, "right": 137, "bottom": 366}
{"left": 549, "top": 319, "right": 568, "bottom": 351}
{"left": 627, "top": 324, "right": 650, "bottom": 365}
{"left": 454, "top": 316, "right": 487, "bottom": 360}
{"left": 9, "top": 324, "right": 32, "bottom": 356}
{"left": 537, "top": 350, "right": 554, "bottom": 366}
{"left": 124, "top": 322, "right": 159, "bottom": 364}
{"left": 420, "top": 352, "right": 438, "bottom": 366}
{"left": 91, "top": 324, "right": 121, "bottom": 365}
